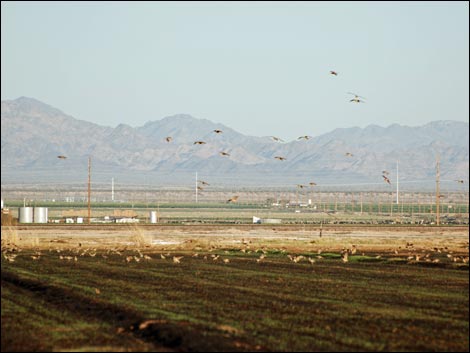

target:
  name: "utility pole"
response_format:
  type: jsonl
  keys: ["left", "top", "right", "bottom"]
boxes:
{"left": 436, "top": 155, "right": 440, "bottom": 226}
{"left": 195, "top": 171, "right": 198, "bottom": 203}
{"left": 111, "top": 177, "right": 114, "bottom": 202}
{"left": 396, "top": 160, "right": 399, "bottom": 204}
{"left": 88, "top": 156, "right": 91, "bottom": 224}
{"left": 360, "top": 192, "right": 363, "bottom": 215}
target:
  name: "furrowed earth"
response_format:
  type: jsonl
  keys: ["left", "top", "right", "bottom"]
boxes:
{"left": 1, "top": 225, "right": 469, "bottom": 352}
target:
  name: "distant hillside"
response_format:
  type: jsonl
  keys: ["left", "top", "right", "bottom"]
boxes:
{"left": 1, "top": 97, "right": 468, "bottom": 190}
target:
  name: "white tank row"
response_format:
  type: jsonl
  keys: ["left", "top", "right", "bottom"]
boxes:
{"left": 18, "top": 208, "right": 159, "bottom": 224}
{"left": 18, "top": 207, "right": 48, "bottom": 223}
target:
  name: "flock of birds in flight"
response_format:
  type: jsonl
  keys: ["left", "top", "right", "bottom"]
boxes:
{"left": 159, "top": 70, "right": 374, "bottom": 196}
{"left": 159, "top": 73, "right": 357, "bottom": 167}
{"left": 56, "top": 70, "right": 465, "bottom": 198}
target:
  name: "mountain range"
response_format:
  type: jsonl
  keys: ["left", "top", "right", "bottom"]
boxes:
{"left": 1, "top": 97, "right": 468, "bottom": 190}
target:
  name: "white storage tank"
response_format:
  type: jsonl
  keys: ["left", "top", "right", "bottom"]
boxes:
{"left": 149, "top": 211, "right": 158, "bottom": 224}
{"left": 34, "top": 207, "right": 48, "bottom": 223}
{"left": 18, "top": 207, "right": 34, "bottom": 223}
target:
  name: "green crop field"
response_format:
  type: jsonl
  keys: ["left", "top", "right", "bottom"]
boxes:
{"left": 2, "top": 225, "right": 469, "bottom": 352}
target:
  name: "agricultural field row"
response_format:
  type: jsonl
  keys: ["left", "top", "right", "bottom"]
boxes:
{"left": 1, "top": 225, "right": 469, "bottom": 351}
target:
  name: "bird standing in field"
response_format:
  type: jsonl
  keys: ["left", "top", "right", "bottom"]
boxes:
{"left": 257, "top": 254, "right": 266, "bottom": 263}
{"left": 165, "top": 136, "right": 172, "bottom": 143}
{"left": 173, "top": 256, "right": 183, "bottom": 263}
{"left": 274, "top": 156, "right": 286, "bottom": 161}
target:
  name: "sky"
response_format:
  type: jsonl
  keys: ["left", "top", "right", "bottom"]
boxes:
{"left": 1, "top": 1, "right": 469, "bottom": 141}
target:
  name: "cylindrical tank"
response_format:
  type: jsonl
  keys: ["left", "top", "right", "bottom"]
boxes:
{"left": 149, "top": 211, "right": 158, "bottom": 224}
{"left": 18, "top": 207, "right": 33, "bottom": 223}
{"left": 34, "top": 207, "right": 48, "bottom": 223}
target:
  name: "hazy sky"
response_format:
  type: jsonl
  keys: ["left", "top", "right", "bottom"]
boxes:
{"left": 2, "top": 1, "right": 469, "bottom": 141}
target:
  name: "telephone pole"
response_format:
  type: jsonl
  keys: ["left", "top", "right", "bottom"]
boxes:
{"left": 436, "top": 155, "right": 440, "bottom": 226}
{"left": 88, "top": 156, "right": 91, "bottom": 224}
{"left": 396, "top": 160, "right": 399, "bottom": 204}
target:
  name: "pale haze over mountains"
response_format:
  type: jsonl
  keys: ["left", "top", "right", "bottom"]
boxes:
{"left": 1, "top": 97, "right": 468, "bottom": 190}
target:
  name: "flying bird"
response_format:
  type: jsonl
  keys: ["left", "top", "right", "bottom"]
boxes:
{"left": 297, "top": 135, "right": 312, "bottom": 140}
{"left": 455, "top": 179, "right": 464, "bottom": 184}
{"left": 329, "top": 70, "right": 338, "bottom": 76}
{"left": 194, "top": 141, "right": 206, "bottom": 145}
{"left": 345, "top": 152, "right": 354, "bottom": 157}
{"left": 165, "top": 136, "right": 172, "bottom": 143}
{"left": 350, "top": 97, "right": 365, "bottom": 103}
{"left": 382, "top": 175, "right": 391, "bottom": 185}
{"left": 309, "top": 182, "right": 317, "bottom": 186}
{"left": 227, "top": 196, "right": 239, "bottom": 203}
{"left": 348, "top": 92, "right": 366, "bottom": 103}
{"left": 219, "top": 151, "right": 230, "bottom": 157}
{"left": 382, "top": 170, "right": 390, "bottom": 175}
{"left": 270, "top": 136, "right": 284, "bottom": 142}
{"left": 348, "top": 92, "right": 366, "bottom": 99}
{"left": 199, "top": 180, "right": 210, "bottom": 186}
{"left": 57, "top": 155, "right": 67, "bottom": 159}
{"left": 274, "top": 156, "right": 286, "bottom": 161}
{"left": 197, "top": 186, "right": 204, "bottom": 191}
{"left": 213, "top": 129, "right": 223, "bottom": 134}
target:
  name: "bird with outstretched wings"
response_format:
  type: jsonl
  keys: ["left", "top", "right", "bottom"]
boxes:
{"left": 270, "top": 136, "right": 284, "bottom": 142}
{"left": 348, "top": 92, "right": 366, "bottom": 103}
{"left": 227, "top": 196, "right": 239, "bottom": 203}
{"left": 382, "top": 175, "right": 391, "bottom": 185}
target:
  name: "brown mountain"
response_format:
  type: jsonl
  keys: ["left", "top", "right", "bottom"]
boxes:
{"left": 1, "top": 97, "right": 468, "bottom": 190}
